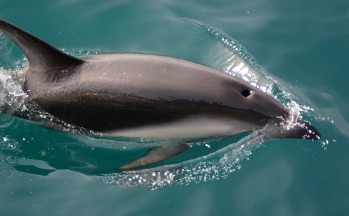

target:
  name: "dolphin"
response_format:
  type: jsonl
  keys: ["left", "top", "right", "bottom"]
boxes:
{"left": 0, "top": 19, "right": 320, "bottom": 170}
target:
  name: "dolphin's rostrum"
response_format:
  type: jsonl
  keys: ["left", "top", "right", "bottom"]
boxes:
{"left": 0, "top": 19, "right": 320, "bottom": 170}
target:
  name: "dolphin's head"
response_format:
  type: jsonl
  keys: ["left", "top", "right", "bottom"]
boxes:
{"left": 237, "top": 87, "right": 288, "bottom": 117}
{"left": 228, "top": 82, "right": 321, "bottom": 140}
{"left": 222, "top": 77, "right": 288, "bottom": 118}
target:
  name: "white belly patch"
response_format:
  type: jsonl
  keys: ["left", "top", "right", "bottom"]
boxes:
{"left": 105, "top": 117, "right": 258, "bottom": 138}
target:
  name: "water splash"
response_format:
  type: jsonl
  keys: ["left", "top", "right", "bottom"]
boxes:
{"left": 0, "top": 67, "right": 28, "bottom": 115}
{"left": 184, "top": 18, "right": 275, "bottom": 93}
{"left": 99, "top": 131, "right": 264, "bottom": 190}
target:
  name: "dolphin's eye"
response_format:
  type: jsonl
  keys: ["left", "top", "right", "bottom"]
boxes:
{"left": 241, "top": 89, "right": 251, "bottom": 97}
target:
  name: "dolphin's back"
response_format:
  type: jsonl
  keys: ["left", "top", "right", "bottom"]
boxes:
{"left": 33, "top": 53, "right": 273, "bottom": 131}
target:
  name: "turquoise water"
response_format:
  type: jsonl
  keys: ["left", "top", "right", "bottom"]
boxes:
{"left": 1, "top": 0, "right": 348, "bottom": 215}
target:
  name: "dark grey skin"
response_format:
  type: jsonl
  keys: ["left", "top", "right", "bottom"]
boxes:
{"left": 0, "top": 20, "right": 320, "bottom": 170}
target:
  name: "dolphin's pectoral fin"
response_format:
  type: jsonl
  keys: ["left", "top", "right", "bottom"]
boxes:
{"left": 117, "top": 144, "right": 189, "bottom": 170}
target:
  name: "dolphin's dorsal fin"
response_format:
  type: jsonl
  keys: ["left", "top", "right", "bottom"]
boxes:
{"left": 0, "top": 19, "right": 83, "bottom": 70}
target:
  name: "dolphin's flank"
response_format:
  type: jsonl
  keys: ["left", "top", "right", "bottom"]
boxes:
{"left": 0, "top": 19, "right": 320, "bottom": 170}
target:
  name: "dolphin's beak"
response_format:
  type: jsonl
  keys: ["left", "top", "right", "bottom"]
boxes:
{"left": 281, "top": 120, "right": 321, "bottom": 140}
{"left": 300, "top": 120, "right": 321, "bottom": 140}
{"left": 264, "top": 118, "right": 321, "bottom": 140}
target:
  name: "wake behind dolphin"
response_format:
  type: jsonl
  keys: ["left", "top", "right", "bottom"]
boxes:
{"left": 0, "top": 19, "right": 320, "bottom": 170}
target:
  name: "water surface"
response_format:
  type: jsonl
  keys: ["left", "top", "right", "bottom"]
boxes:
{"left": 1, "top": 0, "right": 348, "bottom": 215}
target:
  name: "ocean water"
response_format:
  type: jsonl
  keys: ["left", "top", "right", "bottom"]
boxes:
{"left": 0, "top": 0, "right": 348, "bottom": 215}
